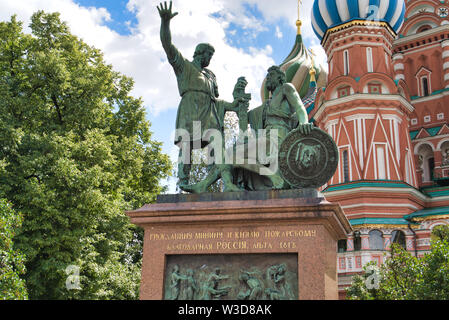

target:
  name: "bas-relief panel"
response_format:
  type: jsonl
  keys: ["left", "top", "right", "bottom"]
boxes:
{"left": 164, "top": 254, "right": 298, "bottom": 300}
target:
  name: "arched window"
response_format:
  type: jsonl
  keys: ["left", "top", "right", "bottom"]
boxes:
{"left": 376, "top": 145, "right": 387, "bottom": 180}
{"left": 369, "top": 230, "right": 384, "bottom": 250}
{"left": 441, "top": 141, "right": 449, "bottom": 167}
{"left": 338, "top": 240, "right": 347, "bottom": 253}
{"left": 421, "top": 77, "right": 429, "bottom": 96}
{"left": 342, "top": 150, "right": 350, "bottom": 182}
{"left": 353, "top": 232, "right": 361, "bottom": 251}
{"left": 366, "top": 47, "right": 373, "bottom": 73}
{"left": 428, "top": 157, "right": 435, "bottom": 180}
{"left": 391, "top": 230, "right": 406, "bottom": 249}
{"left": 417, "top": 25, "right": 431, "bottom": 33}
{"left": 416, "top": 144, "right": 434, "bottom": 182}
{"left": 406, "top": 20, "right": 438, "bottom": 36}
{"left": 343, "top": 50, "right": 350, "bottom": 76}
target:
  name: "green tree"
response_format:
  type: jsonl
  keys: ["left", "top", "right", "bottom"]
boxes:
{"left": 0, "top": 199, "right": 28, "bottom": 300}
{"left": 0, "top": 12, "right": 171, "bottom": 299}
{"left": 346, "top": 240, "right": 449, "bottom": 300}
{"left": 431, "top": 225, "right": 449, "bottom": 242}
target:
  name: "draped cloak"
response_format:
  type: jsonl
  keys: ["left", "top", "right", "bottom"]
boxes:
{"left": 168, "top": 47, "right": 224, "bottom": 148}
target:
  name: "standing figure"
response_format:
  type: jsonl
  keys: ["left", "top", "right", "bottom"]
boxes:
{"left": 168, "top": 265, "right": 186, "bottom": 300}
{"left": 183, "top": 269, "right": 198, "bottom": 300}
{"left": 157, "top": 1, "right": 244, "bottom": 193}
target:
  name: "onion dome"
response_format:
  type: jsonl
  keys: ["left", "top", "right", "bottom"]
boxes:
{"left": 311, "top": 0, "right": 406, "bottom": 41}
{"left": 261, "top": 33, "right": 327, "bottom": 103}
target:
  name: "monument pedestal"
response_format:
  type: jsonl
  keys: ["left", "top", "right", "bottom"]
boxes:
{"left": 127, "top": 190, "right": 351, "bottom": 300}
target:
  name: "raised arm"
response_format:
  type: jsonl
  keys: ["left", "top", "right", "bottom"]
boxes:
{"left": 157, "top": 1, "right": 179, "bottom": 62}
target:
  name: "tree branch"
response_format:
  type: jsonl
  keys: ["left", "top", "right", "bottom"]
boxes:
{"left": 51, "top": 94, "right": 63, "bottom": 124}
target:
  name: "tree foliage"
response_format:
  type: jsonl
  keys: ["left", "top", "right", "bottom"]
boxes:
{"left": 347, "top": 233, "right": 449, "bottom": 300}
{"left": 0, "top": 199, "right": 28, "bottom": 300}
{"left": 431, "top": 225, "right": 449, "bottom": 242}
{"left": 0, "top": 12, "right": 171, "bottom": 299}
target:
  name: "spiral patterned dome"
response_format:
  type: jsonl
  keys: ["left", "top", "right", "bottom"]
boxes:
{"left": 311, "top": 0, "right": 406, "bottom": 41}
{"left": 260, "top": 34, "right": 327, "bottom": 103}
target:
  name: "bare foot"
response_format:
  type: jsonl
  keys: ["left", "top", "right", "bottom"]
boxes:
{"left": 179, "top": 181, "right": 209, "bottom": 194}
{"left": 223, "top": 183, "right": 241, "bottom": 193}
{"left": 269, "top": 174, "right": 285, "bottom": 190}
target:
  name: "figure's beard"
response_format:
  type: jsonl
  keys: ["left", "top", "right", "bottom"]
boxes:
{"left": 266, "top": 81, "right": 277, "bottom": 93}
{"left": 201, "top": 58, "right": 211, "bottom": 68}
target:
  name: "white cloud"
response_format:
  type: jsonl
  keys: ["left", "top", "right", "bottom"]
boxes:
{"left": 275, "top": 26, "right": 283, "bottom": 39}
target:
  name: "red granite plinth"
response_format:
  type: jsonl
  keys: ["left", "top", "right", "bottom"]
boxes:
{"left": 127, "top": 190, "right": 352, "bottom": 300}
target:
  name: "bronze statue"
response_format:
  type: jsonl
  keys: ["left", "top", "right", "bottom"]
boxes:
{"left": 233, "top": 66, "right": 313, "bottom": 191}
{"left": 157, "top": 1, "right": 245, "bottom": 193}
{"left": 157, "top": 2, "right": 338, "bottom": 194}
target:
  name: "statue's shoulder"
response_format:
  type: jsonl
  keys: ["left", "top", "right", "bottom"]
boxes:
{"left": 281, "top": 83, "right": 297, "bottom": 94}
{"left": 203, "top": 68, "right": 217, "bottom": 78}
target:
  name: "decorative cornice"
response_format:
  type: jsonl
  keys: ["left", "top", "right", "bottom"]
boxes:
{"left": 323, "top": 20, "right": 396, "bottom": 46}
{"left": 323, "top": 184, "right": 428, "bottom": 202}
{"left": 352, "top": 224, "right": 419, "bottom": 230}
{"left": 411, "top": 214, "right": 449, "bottom": 222}
{"left": 314, "top": 94, "right": 414, "bottom": 121}
{"left": 393, "top": 25, "right": 449, "bottom": 47}
{"left": 393, "top": 25, "right": 449, "bottom": 55}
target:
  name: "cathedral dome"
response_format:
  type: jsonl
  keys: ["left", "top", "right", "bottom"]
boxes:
{"left": 311, "top": 0, "right": 406, "bottom": 41}
{"left": 261, "top": 34, "right": 327, "bottom": 104}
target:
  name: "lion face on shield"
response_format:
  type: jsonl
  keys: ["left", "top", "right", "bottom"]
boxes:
{"left": 295, "top": 143, "right": 321, "bottom": 170}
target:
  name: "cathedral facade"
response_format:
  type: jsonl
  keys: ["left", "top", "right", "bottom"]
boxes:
{"left": 287, "top": 0, "right": 449, "bottom": 298}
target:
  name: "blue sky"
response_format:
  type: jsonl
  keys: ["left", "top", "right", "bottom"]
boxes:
{"left": 73, "top": 0, "right": 138, "bottom": 35}
{"left": 0, "top": 0, "right": 327, "bottom": 192}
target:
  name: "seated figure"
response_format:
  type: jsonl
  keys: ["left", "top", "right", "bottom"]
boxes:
{"left": 233, "top": 66, "right": 313, "bottom": 191}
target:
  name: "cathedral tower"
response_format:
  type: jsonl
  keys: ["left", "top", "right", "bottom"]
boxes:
{"left": 308, "top": 0, "right": 426, "bottom": 298}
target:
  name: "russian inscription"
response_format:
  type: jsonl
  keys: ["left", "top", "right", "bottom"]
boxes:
{"left": 148, "top": 228, "right": 317, "bottom": 252}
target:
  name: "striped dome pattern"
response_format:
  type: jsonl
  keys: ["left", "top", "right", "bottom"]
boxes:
{"left": 311, "top": 0, "right": 406, "bottom": 41}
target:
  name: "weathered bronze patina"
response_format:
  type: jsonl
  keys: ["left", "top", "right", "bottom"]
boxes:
{"left": 157, "top": 1, "right": 246, "bottom": 193}
{"left": 164, "top": 254, "right": 298, "bottom": 300}
{"left": 279, "top": 128, "right": 339, "bottom": 189}
{"left": 157, "top": 1, "right": 337, "bottom": 193}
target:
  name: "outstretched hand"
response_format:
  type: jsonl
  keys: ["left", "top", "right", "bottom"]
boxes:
{"left": 232, "top": 76, "right": 251, "bottom": 111}
{"left": 232, "top": 97, "right": 249, "bottom": 110}
{"left": 157, "top": 1, "right": 178, "bottom": 21}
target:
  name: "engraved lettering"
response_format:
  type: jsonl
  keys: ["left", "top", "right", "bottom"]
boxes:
{"left": 253, "top": 242, "right": 273, "bottom": 249}
{"left": 194, "top": 232, "right": 223, "bottom": 239}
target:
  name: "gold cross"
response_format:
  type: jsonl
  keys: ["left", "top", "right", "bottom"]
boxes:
{"left": 308, "top": 48, "right": 317, "bottom": 82}
{"left": 309, "top": 48, "right": 316, "bottom": 58}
